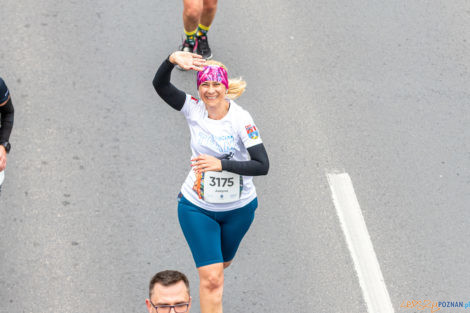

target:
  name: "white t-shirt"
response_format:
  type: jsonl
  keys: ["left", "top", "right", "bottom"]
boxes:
{"left": 180, "top": 94, "right": 263, "bottom": 212}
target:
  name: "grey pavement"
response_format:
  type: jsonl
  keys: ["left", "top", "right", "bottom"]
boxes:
{"left": 0, "top": 0, "right": 469, "bottom": 312}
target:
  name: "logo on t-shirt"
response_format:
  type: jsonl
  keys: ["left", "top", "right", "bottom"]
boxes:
{"left": 245, "top": 124, "right": 259, "bottom": 139}
{"left": 197, "top": 132, "right": 235, "bottom": 153}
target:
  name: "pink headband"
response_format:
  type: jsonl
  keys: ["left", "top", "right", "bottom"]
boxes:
{"left": 197, "top": 65, "right": 229, "bottom": 90}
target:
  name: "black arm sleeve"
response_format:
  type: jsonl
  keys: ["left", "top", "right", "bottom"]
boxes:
{"left": 0, "top": 98, "right": 14, "bottom": 142}
{"left": 221, "top": 143, "right": 269, "bottom": 176}
{"left": 152, "top": 57, "right": 187, "bottom": 111}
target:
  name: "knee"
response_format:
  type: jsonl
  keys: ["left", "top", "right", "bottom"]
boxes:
{"left": 200, "top": 272, "right": 224, "bottom": 292}
{"left": 183, "top": 3, "right": 202, "bottom": 22}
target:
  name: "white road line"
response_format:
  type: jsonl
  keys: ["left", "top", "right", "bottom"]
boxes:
{"left": 327, "top": 172, "right": 395, "bottom": 313}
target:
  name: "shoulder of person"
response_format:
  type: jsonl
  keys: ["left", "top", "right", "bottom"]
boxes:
{"left": 183, "top": 94, "right": 205, "bottom": 117}
{"left": 0, "top": 77, "right": 9, "bottom": 101}
{"left": 230, "top": 101, "right": 253, "bottom": 120}
{"left": 186, "top": 95, "right": 205, "bottom": 107}
{"left": 189, "top": 95, "right": 199, "bottom": 104}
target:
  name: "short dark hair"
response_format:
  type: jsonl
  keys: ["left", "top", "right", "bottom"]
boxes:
{"left": 149, "top": 270, "right": 190, "bottom": 298}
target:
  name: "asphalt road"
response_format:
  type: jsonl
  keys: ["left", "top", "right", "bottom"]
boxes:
{"left": 1, "top": 1, "right": 469, "bottom": 312}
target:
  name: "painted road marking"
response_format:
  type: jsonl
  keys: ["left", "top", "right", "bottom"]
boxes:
{"left": 327, "top": 172, "right": 395, "bottom": 313}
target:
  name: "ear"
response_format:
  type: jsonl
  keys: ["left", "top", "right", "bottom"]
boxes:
{"left": 188, "top": 296, "right": 192, "bottom": 310}
{"left": 145, "top": 299, "right": 153, "bottom": 312}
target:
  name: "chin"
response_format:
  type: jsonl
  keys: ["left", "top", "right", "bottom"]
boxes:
{"left": 204, "top": 99, "right": 222, "bottom": 106}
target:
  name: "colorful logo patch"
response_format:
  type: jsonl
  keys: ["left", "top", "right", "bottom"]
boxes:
{"left": 245, "top": 124, "right": 259, "bottom": 139}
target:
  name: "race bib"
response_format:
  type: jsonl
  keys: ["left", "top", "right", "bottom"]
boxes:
{"left": 201, "top": 171, "right": 243, "bottom": 203}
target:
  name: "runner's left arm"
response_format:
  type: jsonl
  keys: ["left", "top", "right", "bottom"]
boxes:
{"left": 221, "top": 143, "right": 269, "bottom": 176}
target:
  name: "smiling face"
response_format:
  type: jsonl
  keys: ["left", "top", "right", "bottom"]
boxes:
{"left": 198, "top": 80, "right": 227, "bottom": 108}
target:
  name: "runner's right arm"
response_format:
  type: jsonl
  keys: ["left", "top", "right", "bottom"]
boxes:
{"left": 152, "top": 57, "right": 186, "bottom": 111}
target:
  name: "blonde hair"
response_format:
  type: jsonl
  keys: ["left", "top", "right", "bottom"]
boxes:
{"left": 205, "top": 60, "right": 247, "bottom": 99}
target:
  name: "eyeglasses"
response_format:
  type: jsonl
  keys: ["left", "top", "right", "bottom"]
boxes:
{"left": 150, "top": 301, "right": 190, "bottom": 313}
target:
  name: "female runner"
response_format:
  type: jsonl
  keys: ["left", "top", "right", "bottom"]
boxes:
{"left": 152, "top": 51, "right": 269, "bottom": 313}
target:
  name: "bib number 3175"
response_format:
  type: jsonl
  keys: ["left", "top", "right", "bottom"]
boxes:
{"left": 203, "top": 171, "right": 241, "bottom": 203}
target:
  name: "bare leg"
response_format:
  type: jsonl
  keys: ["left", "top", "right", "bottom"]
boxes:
{"left": 198, "top": 263, "right": 224, "bottom": 313}
{"left": 200, "top": 0, "right": 218, "bottom": 28}
{"left": 183, "top": 0, "right": 203, "bottom": 32}
{"left": 223, "top": 261, "right": 232, "bottom": 269}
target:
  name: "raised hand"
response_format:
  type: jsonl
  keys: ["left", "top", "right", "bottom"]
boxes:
{"left": 169, "top": 51, "right": 206, "bottom": 71}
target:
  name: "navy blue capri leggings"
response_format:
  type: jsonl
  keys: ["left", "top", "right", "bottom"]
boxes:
{"left": 178, "top": 194, "right": 258, "bottom": 268}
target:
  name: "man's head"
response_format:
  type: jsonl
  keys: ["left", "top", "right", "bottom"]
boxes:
{"left": 146, "top": 270, "right": 191, "bottom": 313}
